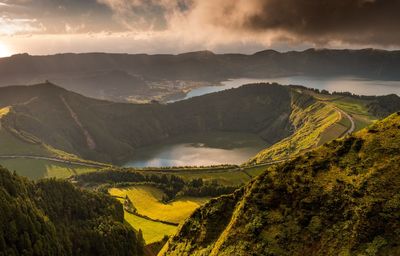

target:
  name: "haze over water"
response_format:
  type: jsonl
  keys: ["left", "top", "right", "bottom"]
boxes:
{"left": 124, "top": 132, "right": 267, "bottom": 168}
{"left": 182, "top": 77, "right": 400, "bottom": 101}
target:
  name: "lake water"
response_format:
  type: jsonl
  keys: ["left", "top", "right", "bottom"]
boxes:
{"left": 180, "top": 76, "right": 400, "bottom": 101}
{"left": 127, "top": 76, "right": 400, "bottom": 168}
{"left": 123, "top": 132, "right": 268, "bottom": 168}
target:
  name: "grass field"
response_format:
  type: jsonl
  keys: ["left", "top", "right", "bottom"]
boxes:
{"left": 109, "top": 185, "right": 209, "bottom": 224}
{"left": 0, "top": 107, "right": 9, "bottom": 118}
{"left": 0, "top": 109, "right": 104, "bottom": 180}
{"left": 0, "top": 158, "right": 100, "bottom": 180}
{"left": 124, "top": 211, "right": 177, "bottom": 244}
{"left": 311, "top": 93, "right": 376, "bottom": 131}
{"left": 0, "top": 125, "right": 53, "bottom": 157}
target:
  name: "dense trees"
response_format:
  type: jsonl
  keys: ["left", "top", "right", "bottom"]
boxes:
{"left": 0, "top": 167, "right": 144, "bottom": 256}
{"left": 75, "top": 169, "right": 238, "bottom": 201}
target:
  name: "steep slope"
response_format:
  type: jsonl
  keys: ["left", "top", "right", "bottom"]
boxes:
{"left": 0, "top": 166, "right": 144, "bottom": 255}
{"left": 162, "top": 112, "right": 400, "bottom": 256}
{"left": 0, "top": 49, "right": 399, "bottom": 102}
{"left": 0, "top": 83, "right": 294, "bottom": 163}
{"left": 249, "top": 90, "right": 341, "bottom": 163}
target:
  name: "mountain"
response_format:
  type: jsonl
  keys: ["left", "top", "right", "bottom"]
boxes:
{"left": 161, "top": 112, "right": 400, "bottom": 256}
{"left": 0, "top": 49, "right": 399, "bottom": 102}
{"left": 0, "top": 166, "right": 144, "bottom": 255}
{"left": 1, "top": 82, "right": 399, "bottom": 165}
{"left": 0, "top": 82, "right": 295, "bottom": 163}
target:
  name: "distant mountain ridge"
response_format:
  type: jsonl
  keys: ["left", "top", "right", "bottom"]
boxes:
{"left": 1, "top": 48, "right": 400, "bottom": 102}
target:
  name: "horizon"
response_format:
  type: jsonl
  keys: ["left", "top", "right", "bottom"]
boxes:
{"left": 1, "top": 47, "right": 399, "bottom": 58}
{"left": 1, "top": 1, "right": 400, "bottom": 57}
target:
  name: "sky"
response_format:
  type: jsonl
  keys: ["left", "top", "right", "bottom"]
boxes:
{"left": 0, "top": 0, "right": 399, "bottom": 57}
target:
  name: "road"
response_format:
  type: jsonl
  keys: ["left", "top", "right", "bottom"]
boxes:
{"left": 335, "top": 107, "right": 356, "bottom": 135}
{"left": 0, "top": 155, "right": 108, "bottom": 168}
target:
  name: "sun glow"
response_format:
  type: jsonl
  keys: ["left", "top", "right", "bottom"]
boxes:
{"left": 0, "top": 43, "right": 11, "bottom": 57}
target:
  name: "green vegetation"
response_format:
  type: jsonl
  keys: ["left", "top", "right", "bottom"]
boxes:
{"left": 124, "top": 211, "right": 176, "bottom": 244}
{"left": 162, "top": 112, "right": 400, "bottom": 256}
{"left": 109, "top": 185, "right": 209, "bottom": 224}
{"left": 0, "top": 166, "right": 144, "bottom": 255}
{"left": 74, "top": 169, "right": 238, "bottom": 201}
{"left": 0, "top": 158, "right": 99, "bottom": 180}
{"left": 108, "top": 185, "right": 209, "bottom": 244}
{"left": 0, "top": 105, "right": 108, "bottom": 180}
{"left": 0, "top": 107, "right": 9, "bottom": 118}
{"left": 249, "top": 92, "right": 340, "bottom": 163}
{"left": 0, "top": 83, "right": 293, "bottom": 164}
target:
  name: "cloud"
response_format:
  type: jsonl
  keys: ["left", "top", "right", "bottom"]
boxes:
{"left": 0, "top": 16, "right": 42, "bottom": 35}
{"left": 1, "top": 0, "right": 400, "bottom": 55}
{"left": 97, "top": 0, "right": 189, "bottom": 30}
{"left": 168, "top": 0, "right": 400, "bottom": 47}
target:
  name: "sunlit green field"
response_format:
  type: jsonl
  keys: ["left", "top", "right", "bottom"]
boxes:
{"left": 124, "top": 211, "right": 177, "bottom": 244}
{"left": 0, "top": 158, "right": 100, "bottom": 180}
{"left": 109, "top": 185, "right": 209, "bottom": 224}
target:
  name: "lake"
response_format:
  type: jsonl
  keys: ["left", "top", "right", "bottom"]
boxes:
{"left": 128, "top": 76, "right": 400, "bottom": 168}
{"left": 180, "top": 76, "right": 400, "bottom": 101}
{"left": 123, "top": 132, "right": 268, "bottom": 168}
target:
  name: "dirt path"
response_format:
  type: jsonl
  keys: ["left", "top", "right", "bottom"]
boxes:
{"left": 60, "top": 96, "right": 97, "bottom": 150}
{"left": 336, "top": 107, "right": 356, "bottom": 135}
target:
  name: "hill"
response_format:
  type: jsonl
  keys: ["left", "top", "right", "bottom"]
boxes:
{"left": 0, "top": 166, "right": 144, "bottom": 255}
{"left": 1, "top": 49, "right": 400, "bottom": 102}
{"left": 161, "top": 112, "right": 400, "bottom": 256}
{"left": 0, "top": 82, "right": 295, "bottom": 163}
{"left": 1, "top": 82, "right": 398, "bottom": 167}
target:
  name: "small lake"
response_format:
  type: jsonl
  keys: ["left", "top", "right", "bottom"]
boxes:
{"left": 123, "top": 132, "right": 268, "bottom": 168}
{"left": 180, "top": 76, "right": 400, "bottom": 101}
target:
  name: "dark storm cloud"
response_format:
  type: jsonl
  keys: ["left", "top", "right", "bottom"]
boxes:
{"left": 235, "top": 0, "right": 400, "bottom": 46}
{"left": 1, "top": 0, "right": 400, "bottom": 55}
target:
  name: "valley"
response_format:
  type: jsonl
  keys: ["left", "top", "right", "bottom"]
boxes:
{"left": 162, "top": 112, "right": 400, "bottom": 256}
{"left": 0, "top": 80, "right": 399, "bottom": 255}
{"left": 1, "top": 1, "right": 400, "bottom": 255}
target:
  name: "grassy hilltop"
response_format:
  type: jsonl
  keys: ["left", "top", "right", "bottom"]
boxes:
{"left": 161, "top": 112, "right": 400, "bottom": 256}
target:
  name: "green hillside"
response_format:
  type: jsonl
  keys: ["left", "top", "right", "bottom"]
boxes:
{"left": 161, "top": 112, "right": 400, "bottom": 256}
{"left": 0, "top": 106, "right": 104, "bottom": 179}
{"left": 0, "top": 83, "right": 294, "bottom": 164}
{"left": 1, "top": 82, "right": 397, "bottom": 168}
{"left": 249, "top": 88, "right": 385, "bottom": 164}
{"left": 0, "top": 82, "right": 396, "bottom": 198}
{"left": 0, "top": 166, "right": 144, "bottom": 255}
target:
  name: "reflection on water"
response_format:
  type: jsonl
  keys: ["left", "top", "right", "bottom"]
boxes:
{"left": 180, "top": 76, "right": 400, "bottom": 101}
{"left": 123, "top": 132, "right": 267, "bottom": 168}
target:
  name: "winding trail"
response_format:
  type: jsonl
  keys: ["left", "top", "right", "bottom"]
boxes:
{"left": 335, "top": 107, "right": 356, "bottom": 135}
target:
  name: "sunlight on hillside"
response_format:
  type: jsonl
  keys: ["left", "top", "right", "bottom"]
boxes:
{"left": 0, "top": 107, "right": 10, "bottom": 118}
{"left": 109, "top": 185, "right": 210, "bottom": 224}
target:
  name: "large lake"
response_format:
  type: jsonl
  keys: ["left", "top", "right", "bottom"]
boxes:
{"left": 127, "top": 76, "right": 400, "bottom": 167}
{"left": 123, "top": 132, "right": 267, "bottom": 168}
{"left": 181, "top": 76, "right": 400, "bottom": 101}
